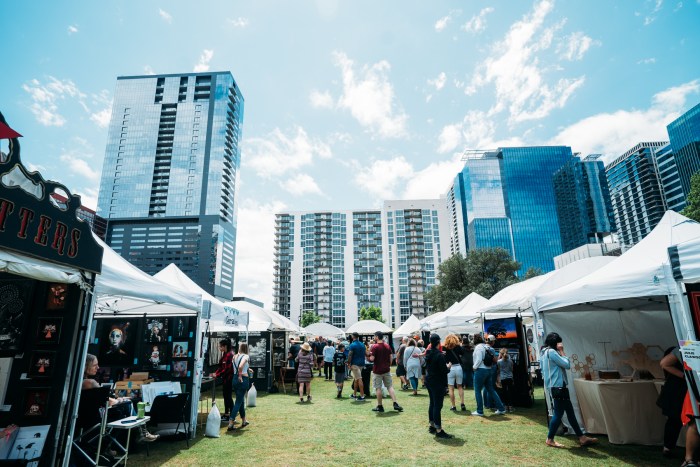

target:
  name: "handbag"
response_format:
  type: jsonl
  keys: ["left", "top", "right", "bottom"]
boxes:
{"left": 547, "top": 349, "right": 570, "bottom": 401}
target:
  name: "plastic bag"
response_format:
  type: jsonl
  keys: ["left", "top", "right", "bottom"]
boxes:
{"left": 247, "top": 383, "right": 257, "bottom": 407}
{"left": 205, "top": 401, "right": 221, "bottom": 438}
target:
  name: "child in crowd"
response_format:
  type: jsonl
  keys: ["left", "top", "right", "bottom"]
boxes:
{"left": 333, "top": 344, "right": 347, "bottom": 398}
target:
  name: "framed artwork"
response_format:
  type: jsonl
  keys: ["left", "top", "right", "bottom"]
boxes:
{"left": 28, "top": 351, "right": 55, "bottom": 378}
{"left": 145, "top": 318, "right": 168, "bottom": 343}
{"left": 36, "top": 317, "right": 62, "bottom": 345}
{"left": 171, "top": 317, "right": 188, "bottom": 339}
{"left": 46, "top": 283, "right": 68, "bottom": 310}
{"left": 0, "top": 279, "right": 35, "bottom": 356}
{"left": 23, "top": 388, "right": 49, "bottom": 418}
{"left": 171, "top": 360, "right": 188, "bottom": 378}
{"left": 8, "top": 425, "right": 50, "bottom": 462}
{"left": 143, "top": 343, "right": 169, "bottom": 370}
{"left": 247, "top": 336, "right": 267, "bottom": 368}
{"left": 172, "top": 341, "right": 189, "bottom": 358}
{"left": 99, "top": 320, "right": 137, "bottom": 366}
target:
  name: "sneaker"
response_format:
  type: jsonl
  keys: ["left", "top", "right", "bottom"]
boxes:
{"left": 435, "top": 430, "right": 454, "bottom": 439}
{"left": 357, "top": 396, "right": 366, "bottom": 401}
{"left": 460, "top": 404, "right": 467, "bottom": 412}
{"left": 494, "top": 410, "right": 506, "bottom": 415}
{"left": 393, "top": 402, "right": 403, "bottom": 412}
{"left": 350, "top": 394, "right": 357, "bottom": 399}
{"left": 141, "top": 432, "right": 159, "bottom": 442}
{"left": 372, "top": 405, "right": 385, "bottom": 412}
{"left": 220, "top": 415, "right": 230, "bottom": 422}
{"left": 471, "top": 411, "right": 484, "bottom": 417}
{"left": 450, "top": 406, "right": 457, "bottom": 411}
{"left": 428, "top": 426, "right": 437, "bottom": 434}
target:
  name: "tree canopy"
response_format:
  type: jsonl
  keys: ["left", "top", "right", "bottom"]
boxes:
{"left": 425, "top": 248, "right": 521, "bottom": 312}
{"left": 300, "top": 310, "right": 321, "bottom": 327}
{"left": 359, "top": 305, "right": 384, "bottom": 323}
{"left": 682, "top": 172, "right": 700, "bottom": 223}
{"left": 524, "top": 267, "right": 544, "bottom": 280}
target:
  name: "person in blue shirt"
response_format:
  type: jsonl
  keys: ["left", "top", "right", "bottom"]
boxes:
{"left": 541, "top": 332, "right": 598, "bottom": 448}
{"left": 323, "top": 340, "right": 336, "bottom": 380}
{"left": 347, "top": 332, "right": 366, "bottom": 400}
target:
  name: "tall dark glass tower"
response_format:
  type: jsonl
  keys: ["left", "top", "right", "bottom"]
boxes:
{"left": 666, "top": 102, "right": 700, "bottom": 210}
{"left": 553, "top": 155, "right": 616, "bottom": 252}
{"left": 97, "top": 72, "right": 244, "bottom": 299}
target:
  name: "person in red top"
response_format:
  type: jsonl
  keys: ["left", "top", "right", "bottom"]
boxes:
{"left": 213, "top": 338, "right": 234, "bottom": 422}
{"left": 369, "top": 331, "right": 403, "bottom": 413}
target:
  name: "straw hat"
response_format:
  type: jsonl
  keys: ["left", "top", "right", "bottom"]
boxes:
{"left": 301, "top": 342, "right": 312, "bottom": 352}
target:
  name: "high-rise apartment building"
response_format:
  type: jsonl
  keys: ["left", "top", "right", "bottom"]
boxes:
{"left": 447, "top": 146, "right": 573, "bottom": 275}
{"left": 97, "top": 72, "right": 244, "bottom": 299}
{"left": 652, "top": 143, "right": 685, "bottom": 212}
{"left": 553, "top": 154, "right": 616, "bottom": 252}
{"left": 606, "top": 142, "right": 667, "bottom": 247}
{"left": 272, "top": 210, "right": 385, "bottom": 328}
{"left": 383, "top": 199, "right": 450, "bottom": 327}
{"left": 666, "top": 102, "right": 700, "bottom": 209}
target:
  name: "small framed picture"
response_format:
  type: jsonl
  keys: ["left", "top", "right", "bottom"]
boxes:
{"left": 46, "top": 283, "right": 68, "bottom": 310}
{"left": 171, "top": 317, "right": 188, "bottom": 339}
{"left": 23, "top": 388, "right": 50, "bottom": 418}
{"left": 143, "top": 344, "right": 169, "bottom": 370}
{"left": 171, "top": 341, "right": 189, "bottom": 358}
{"left": 145, "top": 318, "right": 168, "bottom": 343}
{"left": 36, "top": 317, "right": 62, "bottom": 345}
{"left": 171, "top": 360, "right": 188, "bottom": 378}
{"left": 28, "top": 351, "right": 56, "bottom": 378}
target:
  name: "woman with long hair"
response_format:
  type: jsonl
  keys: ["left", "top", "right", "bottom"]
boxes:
{"left": 403, "top": 338, "right": 422, "bottom": 395}
{"left": 227, "top": 342, "right": 250, "bottom": 431}
{"left": 497, "top": 348, "right": 514, "bottom": 413}
{"left": 443, "top": 334, "right": 466, "bottom": 412}
{"left": 213, "top": 338, "right": 233, "bottom": 422}
{"left": 541, "top": 332, "right": 597, "bottom": 448}
{"left": 296, "top": 342, "right": 314, "bottom": 403}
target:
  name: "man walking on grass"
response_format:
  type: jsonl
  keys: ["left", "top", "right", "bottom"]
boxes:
{"left": 370, "top": 331, "right": 403, "bottom": 413}
{"left": 347, "top": 332, "right": 366, "bottom": 401}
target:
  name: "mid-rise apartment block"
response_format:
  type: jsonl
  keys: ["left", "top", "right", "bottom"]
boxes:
{"left": 666, "top": 102, "right": 700, "bottom": 210}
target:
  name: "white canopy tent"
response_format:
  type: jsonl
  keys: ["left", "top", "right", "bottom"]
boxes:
{"left": 346, "top": 320, "right": 392, "bottom": 334}
{"left": 0, "top": 247, "right": 88, "bottom": 286}
{"left": 302, "top": 322, "right": 346, "bottom": 340}
{"left": 210, "top": 299, "right": 301, "bottom": 333}
{"left": 393, "top": 315, "right": 421, "bottom": 338}
{"left": 153, "top": 263, "right": 226, "bottom": 321}
{"left": 427, "top": 292, "right": 489, "bottom": 335}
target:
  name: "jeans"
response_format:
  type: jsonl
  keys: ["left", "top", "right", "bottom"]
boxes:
{"left": 232, "top": 377, "right": 250, "bottom": 421}
{"left": 474, "top": 368, "right": 504, "bottom": 414}
{"left": 462, "top": 366, "right": 473, "bottom": 389}
{"left": 222, "top": 379, "right": 233, "bottom": 415}
{"left": 547, "top": 397, "right": 584, "bottom": 439}
{"left": 409, "top": 376, "right": 419, "bottom": 391}
{"left": 426, "top": 381, "right": 445, "bottom": 430}
{"left": 483, "top": 367, "right": 498, "bottom": 408}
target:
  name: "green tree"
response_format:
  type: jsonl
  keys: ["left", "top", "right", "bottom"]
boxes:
{"left": 300, "top": 310, "right": 320, "bottom": 327}
{"left": 682, "top": 172, "right": 700, "bottom": 222}
{"left": 359, "top": 305, "right": 384, "bottom": 323}
{"left": 425, "top": 249, "right": 521, "bottom": 312}
{"left": 524, "top": 267, "right": 544, "bottom": 280}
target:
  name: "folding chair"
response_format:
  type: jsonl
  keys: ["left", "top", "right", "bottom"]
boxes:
{"left": 71, "top": 386, "right": 117, "bottom": 466}
{"left": 279, "top": 367, "right": 297, "bottom": 394}
{"left": 148, "top": 393, "right": 191, "bottom": 448}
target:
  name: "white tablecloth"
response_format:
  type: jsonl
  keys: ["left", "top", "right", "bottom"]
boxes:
{"left": 573, "top": 379, "right": 666, "bottom": 445}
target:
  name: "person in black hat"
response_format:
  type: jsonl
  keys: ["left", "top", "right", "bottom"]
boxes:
{"left": 425, "top": 333, "right": 453, "bottom": 439}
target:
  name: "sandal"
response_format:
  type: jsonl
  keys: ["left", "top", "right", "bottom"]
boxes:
{"left": 546, "top": 440, "right": 564, "bottom": 448}
{"left": 307, "top": 395, "right": 312, "bottom": 402}
{"left": 681, "top": 460, "right": 698, "bottom": 467}
{"left": 226, "top": 424, "right": 236, "bottom": 432}
{"left": 241, "top": 421, "right": 250, "bottom": 428}
{"left": 579, "top": 436, "right": 598, "bottom": 447}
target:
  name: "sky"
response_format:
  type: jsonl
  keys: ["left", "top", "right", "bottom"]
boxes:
{"left": 2, "top": 0, "right": 700, "bottom": 308}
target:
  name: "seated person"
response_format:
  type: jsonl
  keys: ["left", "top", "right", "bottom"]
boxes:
{"left": 83, "top": 354, "right": 159, "bottom": 442}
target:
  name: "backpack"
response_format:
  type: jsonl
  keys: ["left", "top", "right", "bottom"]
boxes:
{"left": 482, "top": 345, "right": 495, "bottom": 367}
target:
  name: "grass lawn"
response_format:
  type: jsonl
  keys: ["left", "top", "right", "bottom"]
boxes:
{"left": 128, "top": 374, "right": 677, "bottom": 466}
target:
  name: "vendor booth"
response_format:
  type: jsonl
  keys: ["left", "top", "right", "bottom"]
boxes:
{"left": 346, "top": 320, "right": 393, "bottom": 347}
{"left": 535, "top": 211, "right": 694, "bottom": 444}
{"left": 0, "top": 113, "right": 104, "bottom": 466}
{"left": 302, "top": 322, "right": 346, "bottom": 341}
{"left": 425, "top": 292, "right": 487, "bottom": 337}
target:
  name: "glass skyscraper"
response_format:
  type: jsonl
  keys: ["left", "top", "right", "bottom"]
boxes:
{"left": 448, "top": 146, "right": 573, "bottom": 275}
{"left": 97, "top": 72, "right": 244, "bottom": 299}
{"left": 652, "top": 143, "right": 685, "bottom": 212}
{"left": 553, "top": 154, "right": 616, "bottom": 252}
{"left": 606, "top": 142, "right": 667, "bottom": 247}
{"left": 666, "top": 102, "right": 700, "bottom": 209}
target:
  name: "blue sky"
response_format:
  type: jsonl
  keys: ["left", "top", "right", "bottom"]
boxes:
{"left": 2, "top": 0, "right": 699, "bottom": 306}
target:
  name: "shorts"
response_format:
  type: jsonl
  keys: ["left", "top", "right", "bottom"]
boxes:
{"left": 316, "top": 355, "right": 323, "bottom": 364}
{"left": 335, "top": 371, "right": 345, "bottom": 384}
{"left": 447, "top": 365, "right": 463, "bottom": 386}
{"left": 372, "top": 372, "right": 393, "bottom": 390}
{"left": 396, "top": 364, "right": 406, "bottom": 377}
{"left": 350, "top": 365, "right": 363, "bottom": 380}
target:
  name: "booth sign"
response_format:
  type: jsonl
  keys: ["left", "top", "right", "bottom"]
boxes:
{"left": 224, "top": 306, "right": 249, "bottom": 327}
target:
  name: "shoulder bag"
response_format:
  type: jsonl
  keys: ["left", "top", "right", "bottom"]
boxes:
{"left": 547, "top": 349, "right": 570, "bottom": 401}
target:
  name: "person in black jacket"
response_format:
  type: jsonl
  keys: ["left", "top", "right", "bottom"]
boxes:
{"left": 425, "top": 333, "right": 453, "bottom": 439}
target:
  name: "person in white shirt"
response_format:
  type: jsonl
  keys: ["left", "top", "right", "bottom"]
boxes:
{"left": 471, "top": 333, "right": 506, "bottom": 416}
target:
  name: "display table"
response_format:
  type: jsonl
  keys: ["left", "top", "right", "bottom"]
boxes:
{"left": 107, "top": 416, "right": 150, "bottom": 466}
{"left": 573, "top": 379, "right": 665, "bottom": 445}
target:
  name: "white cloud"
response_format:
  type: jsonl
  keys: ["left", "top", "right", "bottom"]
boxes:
{"left": 228, "top": 17, "right": 249, "bottom": 28}
{"left": 462, "top": 7, "right": 494, "bottom": 34}
{"left": 279, "top": 173, "right": 324, "bottom": 197}
{"left": 549, "top": 79, "right": 700, "bottom": 160}
{"left": 67, "top": 25, "right": 78, "bottom": 35}
{"left": 466, "top": 0, "right": 586, "bottom": 125}
{"left": 144, "top": 65, "right": 156, "bottom": 75}
{"left": 557, "top": 31, "right": 598, "bottom": 61}
{"left": 58, "top": 137, "right": 101, "bottom": 183}
{"left": 402, "top": 156, "right": 466, "bottom": 199}
{"left": 74, "top": 187, "right": 99, "bottom": 211}
{"left": 644, "top": 0, "right": 664, "bottom": 25}
{"left": 233, "top": 199, "right": 287, "bottom": 307}
{"left": 89, "top": 89, "right": 112, "bottom": 128}
{"left": 309, "top": 90, "right": 334, "bottom": 109}
{"left": 428, "top": 72, "right": 447, "bottom": 91}
{"left": 243, "top": 126, "right": 332, "bottom": 178}
{"left": 193, "top": 49, "right": 214, "bottom": 72}
{"left": 352, "top": 156, "right": 414, "bottom": 200}
{"left": 22, "top": 77, "right": 86, "bottom": 127}
{"left": 159, "top": 8, "right": 172, "bottom": 23}
{"left": 637, "top": 57, "right": 657, "bottom": 65}
{"left": 333, "top": 51, "right": 408, "bottom": 138}
{"left": 437, "top": 110, "right": 528, "bottom": 154}
{"left": 435, "top": 15, "right": 452, "bottom": 32}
